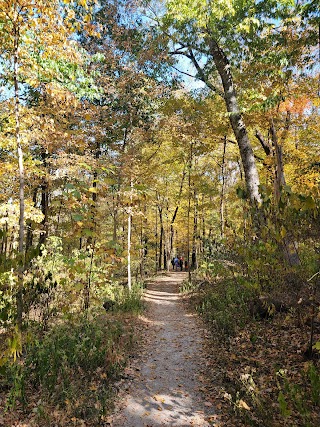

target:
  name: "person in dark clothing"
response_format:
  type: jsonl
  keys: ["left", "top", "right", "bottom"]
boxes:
{"left": 179, "top": 257, "right": 183, "bottom": 271}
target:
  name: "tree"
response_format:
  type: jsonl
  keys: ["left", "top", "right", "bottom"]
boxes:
{"left": 0, "top": 0, "right": 94, "bottom": 327}
{"left": 152, "top": 0, "right": 316, "bottom": 206}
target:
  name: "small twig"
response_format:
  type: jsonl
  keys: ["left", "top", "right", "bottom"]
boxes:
{"left": 307, "top": 271, "right": 320, "bottom": 282}
{"left": 171, "top": 65, "right": 197, "bottom": 80}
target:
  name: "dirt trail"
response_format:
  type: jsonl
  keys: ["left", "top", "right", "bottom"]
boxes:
{"left": 111, "top": 272, "right": 216, "bottom": 427}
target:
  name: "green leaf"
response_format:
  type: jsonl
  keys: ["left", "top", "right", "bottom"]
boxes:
{"left": 73, "top": 190, "right": 81, "bottom": 200}
{"left": 236, "top": 187, "right": 247, "bottom": 199}
{"left": 313, "top": 341, "right": 320, "bottom": 351}
{"left": 72, "top": 213, "right": 83, "bottom": 221}
{"left": 83, "top": 228, "right": 94, "bottom": 236}
{"left": 278, "top": 391, "right": 291, "bottom": 417}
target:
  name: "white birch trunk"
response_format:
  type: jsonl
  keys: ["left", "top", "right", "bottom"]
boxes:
{"left": 14, "top": 20, "right": 25, "bottom": 330}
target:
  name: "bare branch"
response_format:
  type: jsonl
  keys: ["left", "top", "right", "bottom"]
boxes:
{"left": 188, "top": 49, "right": 224, "bottom": 97}
{"left": 171, "top": 65, "right": 197, "bottom": 79}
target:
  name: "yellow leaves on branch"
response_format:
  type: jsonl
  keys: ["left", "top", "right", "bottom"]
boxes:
{"left": 0, "top": 200, "right": 44, "bottom": 229}
{"left": 0, "top": 0, "right": 96, "bottom": 53}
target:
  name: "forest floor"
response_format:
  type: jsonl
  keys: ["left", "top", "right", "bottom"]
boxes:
{"left": 110, "top": 272, "right": 218, "bottom": 427}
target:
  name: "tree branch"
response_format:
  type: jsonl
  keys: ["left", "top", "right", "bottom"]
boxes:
{"left": 171, "top": 65, "right": 197, "bottom": 80}
{"left": 255, "top": 129, "right": 272, "bottom": 156}
{"left": 188, "top": 49, "right": 224, "bottom": 97}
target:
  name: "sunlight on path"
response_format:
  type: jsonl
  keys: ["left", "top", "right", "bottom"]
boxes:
{"left": 110, "top": 273, "right": 216, "bottom": 427}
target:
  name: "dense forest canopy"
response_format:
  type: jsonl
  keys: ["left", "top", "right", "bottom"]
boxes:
{"left": 0, "top": 0, "right": 319, "bottom": 311}
{"left": 0, "top": 0, "right": 319, "bottom": 424}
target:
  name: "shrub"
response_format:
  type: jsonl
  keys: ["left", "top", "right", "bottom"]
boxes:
{"left": 3, "top": 315, "right": 133, "bottom": 422}
{"left": 196, "top": 277, "right": 253, "bottom": 337}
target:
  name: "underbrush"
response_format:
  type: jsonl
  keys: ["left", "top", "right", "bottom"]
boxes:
{"left": 187, "top": 258, "right": 320, "bottom": 427}
{"left": 0, "top": 314, "right": 135, "bottom": 426}
{"left": 108, "top": 282, "right": 144, "bottom": 314}
{"left": 196, "top": 278, "right": 253, "bottom": 337}
{"left": 0, "top": 278, "right": 144, "bottom": 426}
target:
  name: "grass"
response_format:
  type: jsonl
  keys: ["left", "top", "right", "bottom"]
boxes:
{"left": 0, "top": 282, "right": 144, "bottom": 426}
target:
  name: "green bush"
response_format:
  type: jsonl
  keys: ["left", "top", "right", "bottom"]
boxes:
{"left": 112, "top": 282, "right": 144, "bottom": 313}
{"left": 277, "top": 364, "right": 320, "bottom": 426}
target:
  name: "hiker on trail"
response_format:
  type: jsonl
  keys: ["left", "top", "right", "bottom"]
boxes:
{"left": 179, "top": 257, "right": 183, "bottom": 271}
{"left": 171, "top": 258, "right": 175, "bottom": 270}
{"left": 184, "top": 260, "right": 188, "bottom": 271}
{"left": 174, "top": 256, "right": 180, "bottom": 271}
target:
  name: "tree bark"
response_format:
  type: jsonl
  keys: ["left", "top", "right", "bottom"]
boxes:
{"left": 14, "top": 19, "right": 24, "bottom": 331}
{"left": 191, "top": 187, "right": 198, "bottom": 270}
{"left": 220, "top": 136, "right": 227, "bottom": 238}
{"left": 269, "top": 120, "right": 300, "bottom": 266}
{"left": 201, "top": 194, "right": 206, "bottom": 254}
{"left": 269, "top": 120, "right": 286, "bottom": 203}
{"left": 127, "top": 179, "right": 133, "bottom": 291}
{"left": 170, "top": 167, "right": 186, "bottom": 256}
{"left": 206, "top": 38, "right": 261, "bottom": 204}
{"left": 139, "top": 196, "right": 148, "bottom": 280}
{"left": 112, "top": 193, "right": 118, "bottom": 242}
{"left": 39, "top": 151, "right": 49, "bottom": 247}
{"left": 187, "top": 142, "right": 193, "bottom": 279}
{"left": 155, "top": 202, "right": 158, "bottom": 273}
{"left": 25, "top": 188, "right": 38, "bottom": 266}
{"left": 158, "top": 206, "right": 163, "bottom": 269}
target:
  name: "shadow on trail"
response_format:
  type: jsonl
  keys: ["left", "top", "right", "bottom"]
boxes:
{"left": 111, "top": 273, "right": 215, "bottom": 427}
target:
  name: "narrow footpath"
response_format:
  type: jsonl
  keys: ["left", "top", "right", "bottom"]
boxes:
{"left": 110, "top": 272, "right": 216, "bottom": 427}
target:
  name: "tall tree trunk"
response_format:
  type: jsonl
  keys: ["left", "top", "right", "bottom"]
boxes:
{"left": 84, "top": 245, "right": 95, "bottom": 310}
{"left": 14, "top": 20, "right": 24, "bottom": 331}
{"left": 170, "top": 167, "right": 186, "bottom": 256}
{"left": 127, "top": 179, "right": 133, "bottom": 291}
{"left": 270, "top": 121, "right": 286, "bottom": 203}
{"left": 255, "top": 124, "right": 300, "bottom": 266}
{"left": 158, "top": 206, "right": 163, "bottom": 269}
{"left": 164, "top": 245, "right": 167, "bottom": 271}
{"left": 0, "top": 220, "right": 8, "bottom": 258}
{"left": 165, "top": 200, "right": 170, "bottom": 271}
{"left": 112, "top": 193, "right": 118, "bottom": 242}
{"left": 39, "top": 151, "right": 49, "bottom": 247}
{"left": 139, "top": 196, "right": 148, "bottom": 280}
{"left": 155, "top": 202, "right": 158, "bottom": 273}
{"left": 270, "top": 121, "right": 300, "bottom": 266}
{"left": 25, "top": 188, "right": 38, "bottom": 265}
{"left": 201, "top": 194, "right": 206, "bottom": 254}
{"left": 220, "top": 136, "right": 227, "bottom": 238}
{"left": 187, "top": 142, "right": 193, "bottom": 279}
{"left": 84, "top": 142, "right": 100, "bottom": 309}
{"left": 207, "top": 38, "right": 261, "bottom": 204}
{"left": 191, "top": 187, "right": 198, "bottom": 270}
{"left": 87, "top": 141, "right": 100, "bottom": 246}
